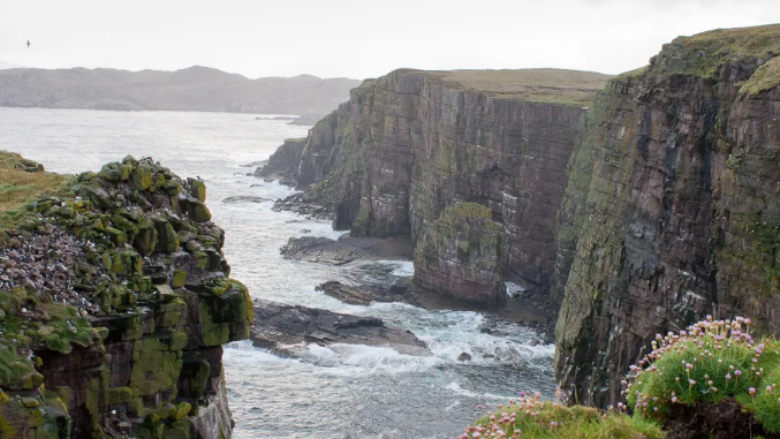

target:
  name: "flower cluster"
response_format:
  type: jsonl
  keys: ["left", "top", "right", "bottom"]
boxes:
{"left": 460, "top": 390, "right": 664, "bottom": 439}
{"left": 623, "top": 315, "right": 780, "bottom": 430}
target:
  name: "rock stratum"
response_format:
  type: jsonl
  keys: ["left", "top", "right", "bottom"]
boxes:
{"left": 264, "top": 24, "right": 780, "bottom": 409}
{"left": 0, "top": 66, "right": 361, "bottom": 120}
{"left": 0, "top": 152, "right": 252, "bottom": 438}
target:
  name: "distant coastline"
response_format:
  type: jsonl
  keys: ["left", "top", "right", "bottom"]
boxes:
{"left": 0, "top": 65, "right": 361, "bottom": 120}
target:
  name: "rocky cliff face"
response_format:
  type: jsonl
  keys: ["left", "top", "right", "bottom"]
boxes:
{"left": 554, "top": 24, "right": 780, "bottom": 408}
{"left": 257, "top": 137, "right": 307, "bottom": 184}
{"left": 294, "top": 68, "right": 610, "bottom": 299}
{"left": 0, "top": 154, "right": 252, "bottom": 438}
{"left": 413, "top": 203, "right": 503, "bottom": 304}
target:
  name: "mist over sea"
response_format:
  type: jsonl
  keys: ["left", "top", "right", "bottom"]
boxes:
{"left": 2, "top": 107, "right": 555, "bottom": 439}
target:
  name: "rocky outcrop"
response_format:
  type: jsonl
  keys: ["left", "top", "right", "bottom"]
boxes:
{"left": 256, "top": 137, "right": 307, "bottom": 185}
{"left": 554, "top": 24, "right": 780, "bottom": 408}
{"left": 277, "top": 68, "right": 610, "bottom": 301}
{"left": 413, "top": 203, "right": 504, "bottom": 304}
{"left": 250, "top": 299, "right": 430, "bottom": 356}
{"left": 0, "top": 155, "right": 252, "bottom": 438}
{"left": 315, "top": 281, "right": 417, "bottom": 306}
{"left": 280, "top": 235, "right": 413, "bottom": 266}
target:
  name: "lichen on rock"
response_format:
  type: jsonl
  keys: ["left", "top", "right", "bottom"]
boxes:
{"left": 0, "top": 152, "right": 251, "bottom": 438}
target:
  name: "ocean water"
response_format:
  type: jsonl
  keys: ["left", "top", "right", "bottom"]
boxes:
{"left": 0, "top": 107, "right": 555, "bottom": 439}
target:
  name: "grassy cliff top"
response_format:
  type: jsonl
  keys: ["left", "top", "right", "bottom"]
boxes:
{"left": 676, "top": 23, "right": 780, "bottom": 57}
{"left": 0, "top": 151, "right": 70, "bottom": 230}
{"left": 398, "top": 68, "right": 612, "bottom": 106}
{"left": 653, "top": 23, "right": 780, "bottom": 78}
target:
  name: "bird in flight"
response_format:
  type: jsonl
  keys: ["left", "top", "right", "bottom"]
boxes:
{"left": 26, "top": 40, "right": 30, "bottom": 49}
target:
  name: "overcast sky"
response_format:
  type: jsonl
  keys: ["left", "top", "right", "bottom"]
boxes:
{"left": 0, "top": 0, "right": 777, "bottom": 79}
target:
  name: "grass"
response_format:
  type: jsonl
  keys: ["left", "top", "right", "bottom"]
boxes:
{"left": 394, "top": 68, "right": 612, "bottom": 106}
{"left": 0, "top": 151, "right": 71, "bottom": 230}
{"left": 740, "top": 56, "right": 780, "bottom": 96}
{"left": 658, "top": 23, "right": 780, "bottom": 78}
{"left": 464, "top": 396, "right": 664, "bottom": 439}
{"left": 625, "top": 316, "right": 780, "bottom": 433}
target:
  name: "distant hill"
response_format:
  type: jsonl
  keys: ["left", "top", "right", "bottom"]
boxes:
{"left": 0, "top": 65, "right": 362, "bottom": 119}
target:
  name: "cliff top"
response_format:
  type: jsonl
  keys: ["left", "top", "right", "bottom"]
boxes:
{"left": 654, "top": 23, "right": 780, "bottom": 77}
{"left": 0, "top": 151, "right": 70, "bottom": 230}
{"left": 410, "top": 68, "right": 612, "bottom": 106}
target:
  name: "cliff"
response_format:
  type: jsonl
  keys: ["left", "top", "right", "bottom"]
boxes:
{"left": 0, "top": 66, "right": 361, "bottom": 118}
{"left": 554, "top": 24, "right": 780, "bottom": 408}
{"left": 294, "top": 68, "right": 611, "bottom": 301}
{"left": 0, "top": 152, "right": 252, "bottom": 438}
{"left": 264, "top": 23, "right": 780, "bottom": 414}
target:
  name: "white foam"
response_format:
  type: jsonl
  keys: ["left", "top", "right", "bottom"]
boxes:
{"left": 301, "top": 343, "right": 441, "bottom": 376}
{"left": 445, "top": 381, "right": 513, "bottom": 401}
{"left": 373, "top": 260, "right": 415, "bottom": 277}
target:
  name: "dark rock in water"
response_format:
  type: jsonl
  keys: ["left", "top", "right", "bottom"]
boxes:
{"left": 256, "top": 137, "right": 307, "bottom": 185}
{"left": 222, "top": 196, "right": 272, "bottom": 204}
{"left": 272, "top": 192, "right": 333, "bottom": 220}
{"left": 457, "top": 352, "right": 472, "bottom": 362}
{"left": 280, "top": 235, "right": 413, "bottom": 266}
{"left": 315, "top": 280, "right": 416, "bottom": 306}
{"left": 240, "top": 160, "right": 267, "bottom": 168}
{"left": 250, "top": 299, "right": 430, "bottom": 357}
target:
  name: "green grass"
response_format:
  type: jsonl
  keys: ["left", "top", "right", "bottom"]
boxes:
{"left": 657, "top": 23, "right": 780, "bottom": 78}
{"left": 741, "top": 56, "right": 780, "bottom": 96}
{"left": 0, "top": 151, "right": 72, "bottom": 230}
{"left": 395, "top": 68, "right": 612, "bottom": 106}
{"left": 625, "top": 317, "right": 780, "bottom": 433}
{"left": 465, "top": 399, "right": 664, "bottom": 439}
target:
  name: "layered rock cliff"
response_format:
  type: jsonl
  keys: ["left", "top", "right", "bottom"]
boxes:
{"left": 265, "top": 23, "right": 780, "bottom": 413}
{"left": 0, "top": 153, "right": 252, "bottom": 438}
{"left": 553, "top": 24, "right": 780, "bottom": 408}
{"left": 293, "top": 68, "right": 610, "bottom": 300}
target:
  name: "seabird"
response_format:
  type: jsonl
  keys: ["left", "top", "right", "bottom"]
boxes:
{"left": 26, "top": 40, "right": 30, "bottom": 49}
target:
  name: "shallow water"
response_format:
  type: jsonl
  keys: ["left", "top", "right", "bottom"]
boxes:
{"left": 1, "top": 107, "right": 555, "bottom": 439}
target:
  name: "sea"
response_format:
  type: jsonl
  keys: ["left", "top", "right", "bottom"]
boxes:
{"left": 0, "top": 107, "right": 555, "bottom": 439}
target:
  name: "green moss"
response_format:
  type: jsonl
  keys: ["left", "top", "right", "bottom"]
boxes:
{"left": 467, "top": 400, "right": 663, "bottom": 439}
{"left": 741, "top": 56, "right": 780, "bottom": 96}
{"left": 154, "top": 219, "right": 180, "bottom": 253}
{"left": 129, "top": 334, "right": 184, "bottom": 401}
{"left": 106, "top": 386, "right": 133, "bottom": 405}
{"left": 655, "top": 24, "right": 780, "bottom": 78}
{"left": 172, "top": 270, "right": 188, "bottom": 289}
{"left": 188, "top": 179, "right": 206, "bottom": 202}
{"left": 188, "top": 201, "right": 212, "bottom": 223}
{"left": 99, "top": 162, "right": 131, "bottom": 182}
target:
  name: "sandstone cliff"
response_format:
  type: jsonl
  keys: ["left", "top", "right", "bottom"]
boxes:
{"left": 293, "top": 68, "right": 610, "bottom": 301}
{"left": 0, "top": 153, "right": 252, "bottom": 438}
{"left": 553, "top": 24, "right": 780, "bottom": 408}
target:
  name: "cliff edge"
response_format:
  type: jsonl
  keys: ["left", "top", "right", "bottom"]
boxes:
{"left": 0, "top": 152, "right": 252, "bottom": 438}
{"left": 554, "top": 23, "right": 780, "bottom": 407}
{"left": 289, "top": 67, "right": 611, "bottom": 303}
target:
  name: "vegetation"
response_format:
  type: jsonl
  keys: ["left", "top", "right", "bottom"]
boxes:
{"left": 0, "top": 151, "right": 71, "bottom": 230}
{"left": 624, "top": 316, "right": 780, "bottom": 433}
{"left": 465, "top": 316, "right": 780, "bottom": 437}
{"left": 741, "top": 57, "right": 780, "bottom": 96}
{"left": 396, "top": 68, "right": 612, "bottom": 106}
{"left": 655, "top": 24, "right": 780, "bottom": 78}
{"left": 462, "top": 393, "right": 663, "bottom": 439}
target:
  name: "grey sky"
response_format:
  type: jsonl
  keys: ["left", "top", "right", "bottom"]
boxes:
{"left": 0, "top": 0, "right": 777, "bottom": 79}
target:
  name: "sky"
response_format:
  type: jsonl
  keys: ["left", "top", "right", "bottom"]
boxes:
{"left": 0, "top": 0, "right": 777, "bottom": 79}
